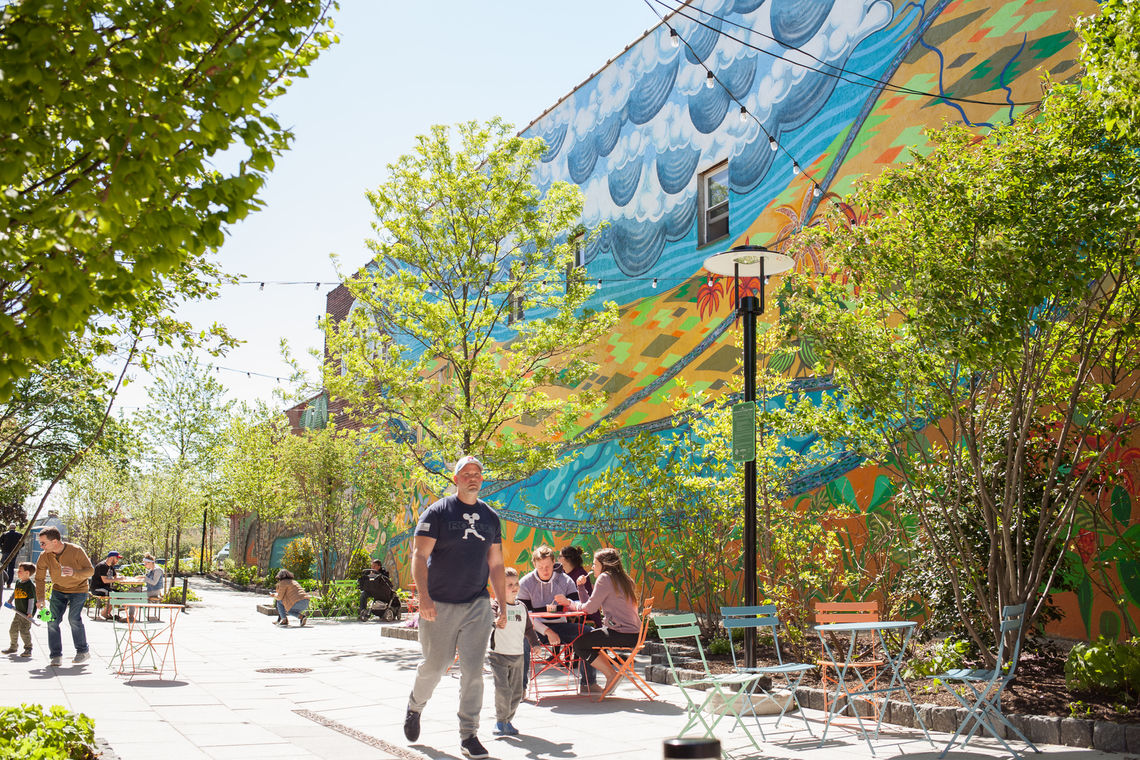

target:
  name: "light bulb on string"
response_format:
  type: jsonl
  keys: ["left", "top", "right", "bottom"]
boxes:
{"left": 812, "top": 183, "right": 821, "bottom": 198}
{"left": 768, "top": 135, "right": 777, "bottom": 152}
{"left": 596, "top": 279, "right": 602, "bottom": 290}
{"left": 652, "top": 278, "right": 658, "bottom": 289}
{"left": 669, "top": 29, "right": 679, "bottom": 48}
{"left": 314, "top": 282, "right": 320, "bottom": 290}
{"left": 705, "top": 70, "right": 715, "bottom": 89}
{"left": 259, "top": 282, "right": 265, "bottom": 291}
{"left": 707, "top": 275, "right": 714, "bottom": 286}
{"left": 739, "top": 106, "right": 748, "bottom": 123}
{"left": 792, "top": 161, "right": 801, "bottom": 176}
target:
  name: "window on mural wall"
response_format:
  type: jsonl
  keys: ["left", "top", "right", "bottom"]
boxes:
{"left": 565, "top": 232, "right": 585, "bottom": 292}
{"left": 699, "top": 164, "right": 730, "bottom": 245}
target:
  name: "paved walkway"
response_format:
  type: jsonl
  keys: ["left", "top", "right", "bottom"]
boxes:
{"left": 0, "top": 579, "right": 1132, "bottom": 759}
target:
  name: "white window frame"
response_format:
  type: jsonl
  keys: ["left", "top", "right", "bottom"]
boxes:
{"left": 699, "top": 163, "right": 730, "bottom": 246}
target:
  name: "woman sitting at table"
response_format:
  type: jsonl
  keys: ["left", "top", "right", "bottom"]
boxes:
{"left": 557, "top": 545, "right": 601, "bottom": 627}
{"left": 553, "top": 547, "right": 640, "bottom": 690}
{"left": 142, "top": 554, "right": 165, "bottom": 601}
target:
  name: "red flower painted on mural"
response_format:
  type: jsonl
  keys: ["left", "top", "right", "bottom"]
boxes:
{"left": 697, "top": 276, "right": 725, "bottom": 320}
{"left": 1075, "top": 528, "right": 1097, "bottom": 563}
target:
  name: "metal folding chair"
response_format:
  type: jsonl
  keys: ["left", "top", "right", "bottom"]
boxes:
{"left": 934, "top": 604, "right": 1041, "bottom": 759}
{"left": 657, "top": 613, "right": 765, "bottom": 754}
{"left": 722, "top": 605, "right": 815, "bottom": 740}
{"left": 594, "top": 597, "right": 657, "bottom": 701}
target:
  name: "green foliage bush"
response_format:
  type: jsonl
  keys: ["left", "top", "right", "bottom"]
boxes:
{"left": 312, "top": 579, "right": 359, "bottom": 617}
{"left": 117, "top": 562, "right": 144, "bottom": 577}
{"left": 299, "top": 578, "right": 319, "bottom": 592}
{"left": 345, "top": 548, "right": 370, "bottom": 579}
{"left": 157, "top": 587, "right": 201, "bottom": 604}
{"left": 707, "top": 637, "right": 731, "bottom": 656}
{"left": 1065, "top": 638, "right": 1140, "bottom": 700}
{"left": 0, "top": 704, "right": 97, "bottom": 759}
{"left": 281, "top": 537, "right": 315, "bottom": 581}
{"left": 902, "top": 637, "right": 971, "bottom": 681}
{"left": 228, "top": 564, "right": 259, "bottom": 586}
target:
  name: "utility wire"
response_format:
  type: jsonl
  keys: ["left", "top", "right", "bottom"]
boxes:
{"left": 647, "top": 0, "right": 1039, "bottom": 107}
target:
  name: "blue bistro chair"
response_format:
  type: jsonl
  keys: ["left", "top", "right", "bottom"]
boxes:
{"left": 934, "top": 604, "right": 1040, "bottom": 759}
{"left": 721, "top": 605, "right": 815, "bottom": 740}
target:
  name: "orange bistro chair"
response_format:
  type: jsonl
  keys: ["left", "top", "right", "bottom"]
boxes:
{"left": 593, "top": 597, "right": 657, "bottom": 701}
{"left": 813, "top": 601, "right": 885, "bottom": 718}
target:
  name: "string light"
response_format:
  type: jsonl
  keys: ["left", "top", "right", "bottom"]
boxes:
{"left": 739, "top": 106, "right": 748, "bottom": 123}
{"left": 259, "top": 282, "right": 265, "bottom": 290}
{"left": 813, "top": 183, "right": 822, "bottom": 197}
{"left": 768, "top": 135, "right": 777, "bottom": 152}
{"left": 652, "top": 278, "right": 658, "bottom": 289}
{"left": 705, "top": 70, "right": 716, "bottom": 89}
{"left": 669, "top": 28, "right": 679, "bottom": 48}
{"left": 792, "top": 161, "right": 801, "bottom": 176}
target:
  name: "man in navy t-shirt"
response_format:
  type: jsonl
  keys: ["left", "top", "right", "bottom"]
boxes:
{"left": 403, "top": 455, "right": 506, "bottom": 760}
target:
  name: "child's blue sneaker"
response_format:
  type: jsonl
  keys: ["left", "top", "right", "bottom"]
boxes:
{"left": 503, "top": 722, "right": 519, "bottom": 736}
{"left": 493, "top": 721, "right": 508, "bottom": 736}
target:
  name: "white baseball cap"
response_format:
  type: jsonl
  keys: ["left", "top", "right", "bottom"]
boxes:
{"left": 453, "top": 455, "right": 483, "bottom": 477}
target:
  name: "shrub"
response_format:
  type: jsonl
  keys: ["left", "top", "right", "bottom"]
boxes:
{"left": 901, "top": 637, "right": 971, "bottom": 681}
{"left": 298, "top": 578, "right": 319, "bottom": 592}
{"left": 707, "top": 637, "right": 731, "bottom": 656}
{"left": 1065, "top": 638, "right": 1140, "bottom": 700}
{"left": 158, "top": 587, "right": 201, "bottom": 604}
{"left": 281, "top": 537, "right": 315, "bottom": 581}
{"left": 345, "top": 547, "right": 370, "bottom": 579}
{"left": 229, "top": 564, "right": 259, "bottom": 586}
{"left": 117, "top": 562, "right": 144, "bottom": 577}
{"left": 0, "top": 704, "right": 97, "bottom": 759}
{"left": 312, "top": 579, "right": 360, "bottom": 617}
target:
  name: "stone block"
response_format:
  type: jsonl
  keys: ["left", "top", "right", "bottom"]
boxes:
{"left": 1019, "top": 714, "right": 1060, "bottom": 746}
{"left": 886, "top": 700, "right": 912, "bottom": 728}
{"left": 1093, "top": 721, "right": 1128, "bottom": 753}
{"left": 1059, "top": 718, "right": 1093, "bottom": 748}
{"left": 797, "top": 687, "right": 823, "bottom": 711}
{"left": 1125, "top": 723, "right": 1140, "bottom": 754}
{"left": 930, "top": 706, "right": 960, "bottom": 735}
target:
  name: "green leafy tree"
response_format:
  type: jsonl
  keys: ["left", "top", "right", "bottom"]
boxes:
{"left": 784, "top": 85, "right": 1140, "bottom": 660}
{"left": 278, "top": 424, "right": 406, "bottom": 590}
{"left": 61, "top": 453, "right": 127, "bottom": 561}
{"left": 0, "top": 0, "right": 339, "bottom": 396}
{"left": 137, "top": 352, "right": 231, "bottom": 472}
{"left": 1079, "top": 0, "right": 1140, "bottom": 141}
{"left": 325, "top": 118, "right": 618, "bottom": 493}
{"left": 215, "top": 404, "right": 292, "bottom": 566}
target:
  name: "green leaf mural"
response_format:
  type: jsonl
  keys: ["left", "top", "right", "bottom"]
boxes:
{"left": 827, "top": 477, "right": 859, "bottom": 513}
{"left": 1077, "top": 573, "right": 1094, "bottom": 637}
{"left": 1100, "top": 610, "right": 1122, "bottom": 640}
{"left": 868, "top": 475, "right": 895, "bottom": 511}
{"left": 1112, "top": 485, "right": 1132, "bottom": 525}
{"left": 1120, "top": 559, "right": 1140, "bottom": 609}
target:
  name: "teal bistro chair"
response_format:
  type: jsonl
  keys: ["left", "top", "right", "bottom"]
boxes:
{"left": 934, "top": 604, "right": 1040, "bottom": 759}
{"left": 656, "top": 613, "right": 765, "bottom": 755}
{"left": 722, "top": 605, "right": 815, "bottom": 740}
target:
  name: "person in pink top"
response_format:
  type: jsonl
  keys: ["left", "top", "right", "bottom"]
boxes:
{"left": 553, "top": 547, "right": 640, "bottom": 690}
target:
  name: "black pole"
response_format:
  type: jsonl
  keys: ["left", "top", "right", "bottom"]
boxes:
{"left": 199, "top": 504, "right": 208, "bottom": 575}
{"left": 741, "top": 293, "right": 759, "bottom": 669}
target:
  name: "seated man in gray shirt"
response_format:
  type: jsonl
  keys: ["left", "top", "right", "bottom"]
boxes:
{"left": 517, "top": 544, "right": 598, "bottom": 692}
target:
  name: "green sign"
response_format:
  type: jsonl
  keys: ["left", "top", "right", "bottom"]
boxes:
{"left": 732, "top": 401, "right": 757, "bottom": 463}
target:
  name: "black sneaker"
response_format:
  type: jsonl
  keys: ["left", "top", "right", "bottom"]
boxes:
{"left": 460, "top": 735, "right": 489, "bottom": 758}
{"left": 403, "top": 709, "right": 421, "bottom": 742}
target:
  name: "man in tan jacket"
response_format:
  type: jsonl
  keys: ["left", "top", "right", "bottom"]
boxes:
{"left": 34, "top": 526, "right": 94, "bottom": 667}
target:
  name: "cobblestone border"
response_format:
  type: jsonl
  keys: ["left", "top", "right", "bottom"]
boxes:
{"left": 638, "top": 643, "right": 1140, "bottom": 754}
{"left": 295, "top": 708, "right": 425, "bottom": 759}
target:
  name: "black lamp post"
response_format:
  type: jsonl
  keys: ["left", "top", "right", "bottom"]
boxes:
{"left": 702, "top": 244, "right": 793, "bottom": 668}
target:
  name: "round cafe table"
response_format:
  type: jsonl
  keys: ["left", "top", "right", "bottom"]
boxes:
{"left": 528, "top": 610, "right": 587, "bottom": 701}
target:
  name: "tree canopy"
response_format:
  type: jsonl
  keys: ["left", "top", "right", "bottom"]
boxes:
{"left": 1079, "top": 0, "right": 1140, "bottom": 141}
{"left": 0, "top": 0, "right": 338, "bottom": 397}
{"left": 784, "top": 84, "right": 1140, "bottom": 655}
{"left": 325, "top": 118, "right": 618, "bottom": 492}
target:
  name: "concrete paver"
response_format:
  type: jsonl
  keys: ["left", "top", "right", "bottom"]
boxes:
{"left": 0, "top": 578, "right": 1134, "bottom": 759}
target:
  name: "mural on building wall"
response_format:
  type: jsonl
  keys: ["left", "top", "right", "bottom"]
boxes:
{"left": 350, "top": 0, "right": 1140, "bottom": 640}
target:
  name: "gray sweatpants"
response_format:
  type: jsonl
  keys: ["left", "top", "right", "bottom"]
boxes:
{"left": 408, "top": 598, "right": 493, "bottom": 738}
{"left": 487, "top": 651, "right": 525, "bottom": 722}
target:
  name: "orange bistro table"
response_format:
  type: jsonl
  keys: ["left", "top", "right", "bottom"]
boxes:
{"left": 115, "top": 603, "right": 183, "bottom": 680}
{"left": 528, "top": 610, "right": 587, "bottom": 701}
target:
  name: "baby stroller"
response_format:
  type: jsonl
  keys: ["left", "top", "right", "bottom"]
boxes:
{"left": 357, "top": 567, "right": 402, "bottom": 622}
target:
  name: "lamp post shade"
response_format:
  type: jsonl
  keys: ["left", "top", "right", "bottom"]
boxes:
{"left": 702, "top": 244, "right": 793, "bottom": 278}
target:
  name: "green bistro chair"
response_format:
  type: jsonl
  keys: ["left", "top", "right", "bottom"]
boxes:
{"left": 934, "top": 604, "right": 1040, "bottom": 759}
{"left": 656, "top": 613, "right": 765, "bottom": 755}
{"left": 722, "top": 605, "right": 815, "bottom": 740}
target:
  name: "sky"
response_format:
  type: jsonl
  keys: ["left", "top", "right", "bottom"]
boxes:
{"left": 116, "top": 1, "right": 664, "bottom": 415}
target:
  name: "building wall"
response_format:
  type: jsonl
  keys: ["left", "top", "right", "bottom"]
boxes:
{"left": 335, "top": 0, "right": 1140, "bottom": 640}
